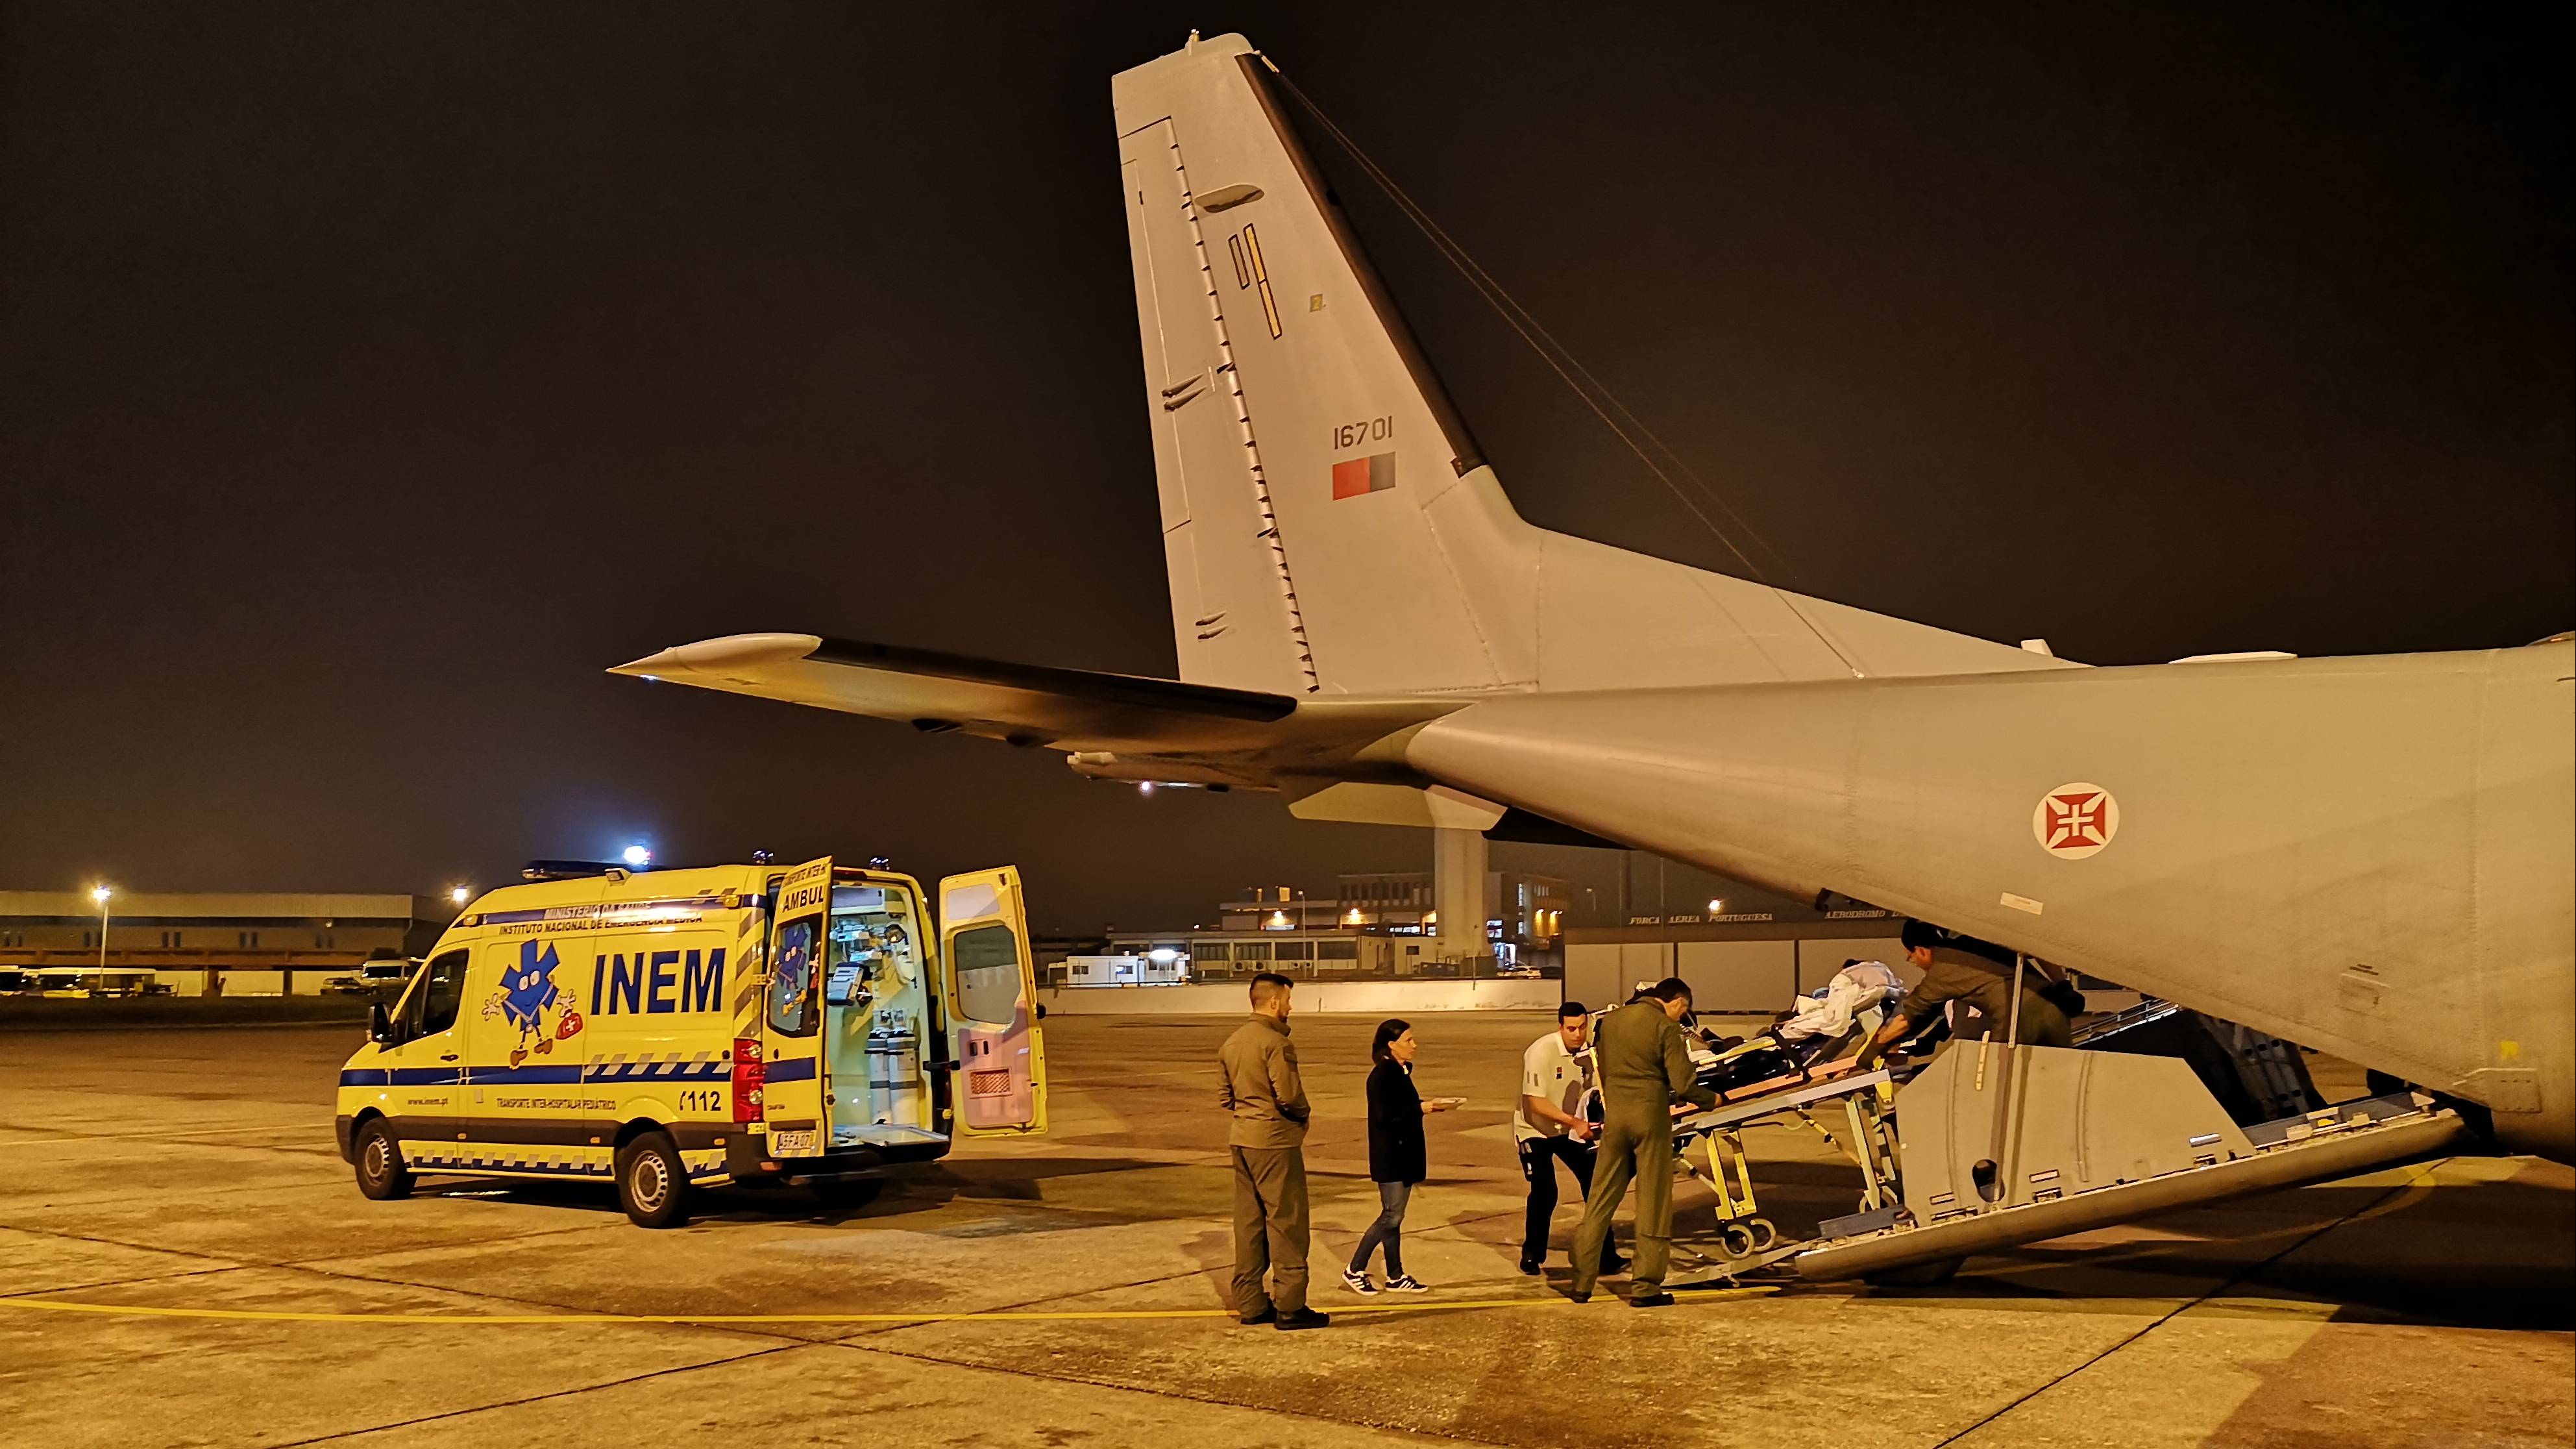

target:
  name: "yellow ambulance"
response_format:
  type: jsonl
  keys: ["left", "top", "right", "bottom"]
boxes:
{"left": 334, "top": 855, "right": 1046, "bottom": 1226}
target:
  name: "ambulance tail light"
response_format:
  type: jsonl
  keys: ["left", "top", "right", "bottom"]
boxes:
{"left": 732, "top": 1037, "right": 766, "bottom": 1123}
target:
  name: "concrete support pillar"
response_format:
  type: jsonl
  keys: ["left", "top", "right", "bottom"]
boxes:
{"left": 1432, "top": 827, "right": 1489, "bottom": 967}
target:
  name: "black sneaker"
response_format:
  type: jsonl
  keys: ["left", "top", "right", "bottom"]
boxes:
{"left": 1567, "top": 1288, "right": 1592, "bottom": 1304}
{"left": 1238, "top": 1305, "right": 1277, "bottom": 1326}
{"left": 1518, "top": 1254, "right": 1543, "bottom": 1275}
{"left": 1629, "top": 1290, "right": 1674, "bottom": 1308}
{"left": 1601, "top": 1255, "right": 1628, "bottom": 1276}
{"left": 1274, "top": 1307, "right": 1331, "bottom": 1331}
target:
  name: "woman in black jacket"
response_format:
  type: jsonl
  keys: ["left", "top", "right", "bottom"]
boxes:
{"left": 1343, "top": 1018, "right": 1458, "bottom": 1294}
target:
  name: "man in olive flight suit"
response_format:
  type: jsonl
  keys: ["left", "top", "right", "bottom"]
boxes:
{"left": 1854, "top": 919, "right": 2071, "bottom": 1068}
{"left": 1218, "top": 971, "right": 1330, "bottom": 1331}
{"left": 1570, "top": 977, "right": 1718, "bottom": 1307}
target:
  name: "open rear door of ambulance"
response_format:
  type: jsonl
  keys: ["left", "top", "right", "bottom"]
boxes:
{"left": 938, "top": 867, "right": 1048, "bottom": 1135}
{"left": 755, "top": 856, "right": 833, "bottom": 1156}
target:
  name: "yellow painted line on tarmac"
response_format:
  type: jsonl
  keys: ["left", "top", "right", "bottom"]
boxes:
{"left": 0, "top": 1285, "right": 1776, "bottom": 1327}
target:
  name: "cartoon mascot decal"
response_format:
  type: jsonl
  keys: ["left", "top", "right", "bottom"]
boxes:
{"left": 485, "top": 939, "right": 585, "bottom": 1067}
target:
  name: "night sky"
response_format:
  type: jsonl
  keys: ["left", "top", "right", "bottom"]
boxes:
{"left": 5, "top": 6, "right": 2566, "bottom": 932}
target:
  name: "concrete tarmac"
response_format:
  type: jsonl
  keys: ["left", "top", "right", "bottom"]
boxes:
{"left": 1, "top": 1014, "right": 2567, "bottom": 1447}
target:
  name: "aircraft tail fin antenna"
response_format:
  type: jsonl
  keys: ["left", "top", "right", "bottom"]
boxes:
{"left": 1113, "top": 35, "right": 2077, "bottom": 697}
{"left": 1261, "top": 66, "right": 1801, "bottom": 590}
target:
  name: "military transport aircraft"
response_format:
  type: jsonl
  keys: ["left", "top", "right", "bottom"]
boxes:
{"left": 615, "top": 32, "right": 2571, "bottom": 1178}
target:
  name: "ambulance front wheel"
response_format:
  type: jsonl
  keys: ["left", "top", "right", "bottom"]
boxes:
{"left": 354, "top": 1120, "right": 413, "bottom": 1201}
{"left": 617, "top": 1131, "right": 694, "bottom": 1229}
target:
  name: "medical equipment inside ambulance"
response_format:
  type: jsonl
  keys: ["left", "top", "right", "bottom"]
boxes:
{"left": 824, "top": 884, "right": 937, "bottom": 1148}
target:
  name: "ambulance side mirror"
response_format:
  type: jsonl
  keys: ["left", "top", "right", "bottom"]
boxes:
{"left": 368, "top": 1000, "right": 393, "bottom": 1045}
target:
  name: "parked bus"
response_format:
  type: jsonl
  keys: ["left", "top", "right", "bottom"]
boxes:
{"left": 32, "top": 968, "right": 169, "bottom": 998}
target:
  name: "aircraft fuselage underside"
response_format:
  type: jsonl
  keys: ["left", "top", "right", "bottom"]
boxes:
{"left": 1403, "top": 644, "right": 2575, "bottom": 1161}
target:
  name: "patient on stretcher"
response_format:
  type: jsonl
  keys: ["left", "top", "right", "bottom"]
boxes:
{"left": 1776, "top": 959, "right": 1906, "bottom": 1052}
{"left": 1677, "top": 960, "right": 1910, "bottom": 1102}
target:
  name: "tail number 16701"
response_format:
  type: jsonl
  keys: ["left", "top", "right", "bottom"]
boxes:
{"left": 1331, "top": 416, "right": 1392, "bottom": 450}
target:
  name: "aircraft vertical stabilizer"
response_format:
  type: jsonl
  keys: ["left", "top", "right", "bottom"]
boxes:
{"left": 1112, "top": 34, "right": 2072, "bottom": 698}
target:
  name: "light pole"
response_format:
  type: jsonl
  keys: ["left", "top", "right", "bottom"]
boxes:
{"left": 91, "top": 885, "right": 112, "bottom": 971}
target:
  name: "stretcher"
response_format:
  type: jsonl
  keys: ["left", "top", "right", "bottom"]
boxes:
{"left": 1662, "top": 1052, "right": 1898, "bottom": 1283}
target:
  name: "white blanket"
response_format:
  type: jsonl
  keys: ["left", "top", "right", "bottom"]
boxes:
{"left": 1778, "top": 961, "right": 1904, "bottom": 1043}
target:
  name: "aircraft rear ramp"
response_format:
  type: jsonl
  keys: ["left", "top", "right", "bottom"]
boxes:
{"left": 1657, "top": 1039, "right": 2469, "bottom": 1287}
{"left": 1795, "top": 1080, "right": 2463, "bottom": 1282}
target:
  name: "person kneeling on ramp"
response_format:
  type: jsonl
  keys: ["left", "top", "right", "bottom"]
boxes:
{"left": 1570, "top": 978, "right": 1718, "bottom": 1307}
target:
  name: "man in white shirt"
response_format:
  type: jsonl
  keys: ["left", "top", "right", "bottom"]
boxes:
{"left": 1515, "top": 1001, "right": 1623, "bottom": 1276}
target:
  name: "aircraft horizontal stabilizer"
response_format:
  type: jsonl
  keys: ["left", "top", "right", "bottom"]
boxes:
{"left": 611, "top": 633, "right": 1460, "bottom": 779}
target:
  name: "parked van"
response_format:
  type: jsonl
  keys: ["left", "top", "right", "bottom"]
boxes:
{"left": 324, "top": 960, "right": 420, "bottom": 997}
{"left": 335, "top": 856, "right": 1046, "bottom": 1226}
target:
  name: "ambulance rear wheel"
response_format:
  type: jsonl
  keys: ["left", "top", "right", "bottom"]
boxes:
{"left": 810, "top": 1177, "right": 883, "bottom": 1211}
{"left": 354, "top": 1120, "right": 413, "bottom": 1201}
{"left": 617, "top": 1131, "right": 693, "bottom": 1229}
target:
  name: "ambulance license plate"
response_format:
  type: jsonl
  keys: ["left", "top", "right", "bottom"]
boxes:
{"left": 769, "top": 1128, "right": 818, "bottom": 1156}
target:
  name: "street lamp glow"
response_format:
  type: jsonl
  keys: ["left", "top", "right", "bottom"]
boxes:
{"left": 1707, "top": 898, "right": 1724, "bottom": 915}
{"left": 449, "top": 886, "right": 472, "bottom": 907}
{"left": 92, "top": 884, "right": 112, "bottom": 904}
{"left": 621, "top": 845, "right": 652, "bottom": 868}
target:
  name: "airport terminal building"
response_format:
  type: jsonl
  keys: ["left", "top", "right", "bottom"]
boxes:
{"left": 0, "top": 891, "right": 452, "bottom": 995}
{"left": 1081, "top": 869, "right": 1574, "bottom": 986}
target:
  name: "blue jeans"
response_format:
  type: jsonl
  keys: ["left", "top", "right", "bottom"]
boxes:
{"left": 1349, "top": 1180, "right": 1412, "bottom": 1276}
